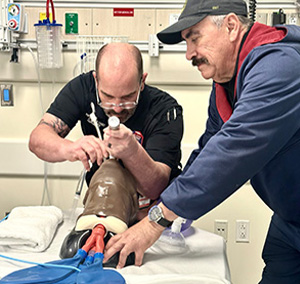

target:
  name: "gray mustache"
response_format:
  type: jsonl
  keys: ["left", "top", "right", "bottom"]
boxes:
{"left": 192, "top": 57, "right": 208, "bottom": 66}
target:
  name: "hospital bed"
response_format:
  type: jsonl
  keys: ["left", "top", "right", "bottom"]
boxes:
{"left": 0, "top": 210, "right": 231, "bottom": 284}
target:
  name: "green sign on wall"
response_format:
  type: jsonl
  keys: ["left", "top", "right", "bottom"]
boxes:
{"left": 65, "top": 13, "right": 78, "bottom": 34}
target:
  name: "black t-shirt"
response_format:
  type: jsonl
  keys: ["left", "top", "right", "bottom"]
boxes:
{"left": 47, "top": 71, "right": 183, "bottom": 185}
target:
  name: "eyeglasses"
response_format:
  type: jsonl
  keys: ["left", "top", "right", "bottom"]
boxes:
{"left": 100, "top": 87, "right": 141, "bottom": 110}
{"left": 95, "top": 80, "right": 141, "bottom": 110}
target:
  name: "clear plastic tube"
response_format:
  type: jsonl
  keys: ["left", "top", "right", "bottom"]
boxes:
{"left": 68, "top": 169, "right": 86, "bottom": 222}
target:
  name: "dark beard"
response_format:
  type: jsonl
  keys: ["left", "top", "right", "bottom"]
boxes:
{"left": 105, "top": 108, "right": 137, "bottom": 123}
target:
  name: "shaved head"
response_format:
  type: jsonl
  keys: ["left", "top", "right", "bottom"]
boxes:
{"left": 95, "top": 42, "right": 143, "bottom": 84}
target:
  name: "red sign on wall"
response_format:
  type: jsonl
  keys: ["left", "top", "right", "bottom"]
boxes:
{"left": 113, "top": 8, "right": 134, "bottom": 17}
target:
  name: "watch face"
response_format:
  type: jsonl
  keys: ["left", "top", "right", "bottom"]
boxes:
{"left": 149, "top": 206, "right": 162, "bottom": 222}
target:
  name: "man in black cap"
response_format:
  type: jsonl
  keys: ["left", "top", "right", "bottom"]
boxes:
{"left": 104, "top": 1, "right": 300, "bottom": 283}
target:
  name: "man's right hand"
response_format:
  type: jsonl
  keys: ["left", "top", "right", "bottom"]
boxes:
{"left": 63, "top": 135, "right": 109, "bottom": 171}
{"left": 29, "top": 113, "right": 109, "bottom": 170}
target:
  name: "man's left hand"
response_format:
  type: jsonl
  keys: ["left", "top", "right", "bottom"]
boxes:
{"left": 103, "top": 124, "right": 139, "bottom": 160}
{"left": 103, "top": 217, "right": 164, "bottom": 268}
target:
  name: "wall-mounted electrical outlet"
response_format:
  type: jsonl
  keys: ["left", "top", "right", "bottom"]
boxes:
{"left": 236, "top": 220, "right": 250, "bottom": 243}
{"left": 288, "top": 14, "right": 298, "bottom": 25}
{"left": 214, "top": 220, "right": 228, "bottom": 242}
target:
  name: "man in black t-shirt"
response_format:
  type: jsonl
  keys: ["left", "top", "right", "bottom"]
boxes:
{"left": 29, "top": 43, "right": 183, "bottom": 216}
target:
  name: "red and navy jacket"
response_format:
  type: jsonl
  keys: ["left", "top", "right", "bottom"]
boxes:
{"left": 161, "top": 23, "right": 300, "bottom": 226}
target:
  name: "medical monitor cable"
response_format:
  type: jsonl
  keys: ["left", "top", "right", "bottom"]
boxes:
{"left": 249, "top": 0, "right": 257, "bottom": 22}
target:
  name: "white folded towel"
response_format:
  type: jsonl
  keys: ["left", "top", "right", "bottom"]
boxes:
{"left": 0, "top": 206, "right": 63, "bottom": 252}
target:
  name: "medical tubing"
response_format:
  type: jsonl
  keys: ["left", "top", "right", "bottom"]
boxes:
{"left": 41, "top": 161, "right": 52, "bottom": 206}
{"left": 95, "top": 225, "right": 106, "bottom": 253}
{"left": 0, "top": 253, "right": 81, "bottom": 272}
{"left": 73, "top": 54, "right": 94, "bottom": 77}
{"left": 69, "top": 168, "right": 86, "bottom": 221}
{"left": 46, "top": 0, "right": 55, "bottom": 21}
{"left": 21, "top": 44, "right": 51, "bottom": 206}
{"left": 90, "top": 102, "right": 103, "bottom": 140}
{"left": 75, "top": 169, "right": 86, "bottom": 196}
{"left": 0, "top": 214, "right": 9, "bottom": 223}
{"left": 80, "top": 53, "right": 86, "bottom": 74}
{"left": 82, "top": 224, "right": 106, "bottom": 254}
{"left": 21, "top": 44, "right": 43, "bottom": 114}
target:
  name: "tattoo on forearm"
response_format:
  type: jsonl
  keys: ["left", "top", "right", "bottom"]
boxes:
{"left": 39, "top": 118, "right": 70, "bottom": 138}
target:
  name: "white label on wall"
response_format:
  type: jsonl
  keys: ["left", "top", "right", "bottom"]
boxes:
{"left": 169, "top": 13, "right": 180, "bottom": 25}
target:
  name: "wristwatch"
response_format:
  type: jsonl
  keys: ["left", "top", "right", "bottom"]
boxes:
{"left": 148, "top": 205, "right": 173, "bottom": 228}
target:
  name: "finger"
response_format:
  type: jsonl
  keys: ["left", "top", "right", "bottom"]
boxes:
{"left": 81, "top": 143, "right": 98, "bottom": 164}
{"left": 84, "top": 138, "right": 106, "bottom": 164}
{"left": 82, "top": 159, "right": 91, "bottom": 171}
{"left": 103, "top": 236, "right": 123, "bottom": 262}
{"left": 77, "top": 151, "right": 91, "bottom": 171}
{"left": 104, "top": 126, "right": 123, "bottom": 139}
{"left": 106, "top": 141, "right": 115, "bottom": 153}
{"left": 91, "top": 136, "right": 108, "bottom": 161}
{"left": 103, "top": 128, "right": 110, "bottom": 140}
{"left": 105, "top": 233, "right": 121, "bottom": 250}
{"left": 134, "top": 250, "right": 144, "bottom": 267}
{"left": 98, "top": 141, "right": 109, "bottom": 161}
{"left": 117, "top": 248, "right": 131, "bottom": 269}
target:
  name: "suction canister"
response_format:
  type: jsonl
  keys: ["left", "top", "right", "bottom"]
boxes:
{"left": 34, "top": 0, "right": 62, "bottom": 69}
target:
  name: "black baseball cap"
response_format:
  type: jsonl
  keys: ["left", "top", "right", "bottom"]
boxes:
{"left": 157, "top": 0, "right": 248, "bottom": 44}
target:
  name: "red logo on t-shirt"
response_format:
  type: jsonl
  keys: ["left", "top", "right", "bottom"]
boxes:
{"left": 133, "top": 131, "right": 144, "bottom": 145}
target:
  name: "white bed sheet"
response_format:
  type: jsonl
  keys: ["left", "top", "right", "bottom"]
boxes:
{"left": 0, "top": 215, "right": 231, "bottom": 284}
